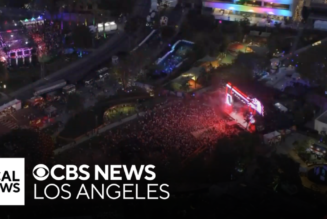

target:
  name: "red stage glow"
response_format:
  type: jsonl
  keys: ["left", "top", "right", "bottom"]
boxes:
{"left": 6, "top": 30, "right": 11, "bottom": 33}
{"left": 225, "top": 82, "right": 264, "bottom": 116}
{"left": 226, "top": 93, "right": 232, "bottom": 105}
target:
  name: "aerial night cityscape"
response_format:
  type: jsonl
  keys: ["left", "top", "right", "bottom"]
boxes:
{"left": 1, "top": 0, "right": 327, "bottom": 218}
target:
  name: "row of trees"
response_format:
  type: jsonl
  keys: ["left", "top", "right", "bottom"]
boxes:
{"left": 206, "top": 52, "right": 268, "bottom": 87}
{"left": 180, "top": 12, "right": 249, "bottom": 59}
{"left": 295, "top": 44, "right": 327, "bottom": 91}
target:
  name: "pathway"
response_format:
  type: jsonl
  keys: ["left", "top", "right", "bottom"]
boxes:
{"left": 54, "top": 9, "right": 187, "bottom": 155}
{"left": 7, "top": 0, "right": 151, "bottom": 101}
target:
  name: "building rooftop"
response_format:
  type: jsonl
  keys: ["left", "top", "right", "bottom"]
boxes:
{"left": 1, "top": 30, "right": 29, "bottom": 43}
{"left": 317, "top": 110, "right": 327, "bottom": 124}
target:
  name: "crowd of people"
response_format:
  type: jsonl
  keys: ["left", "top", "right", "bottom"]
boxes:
{"left": 28, "top": 20, "right": 63, "bottom": 58}
{"left": 67, "top": 99, "right": 243, "bottom": 165}
{"left": 0, "top": 106, "right": 16, "bottom": 118}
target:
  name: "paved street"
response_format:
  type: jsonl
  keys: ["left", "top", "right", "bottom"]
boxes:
{"left": 7, "top": 0, "right": 151, "bottom": 101}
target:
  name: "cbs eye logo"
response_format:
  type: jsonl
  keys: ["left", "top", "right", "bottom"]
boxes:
{"left": 33, "top": 164, "right": 49, "bottom": 181}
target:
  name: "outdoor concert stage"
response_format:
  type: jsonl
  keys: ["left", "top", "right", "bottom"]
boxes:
{"left": 223, "top": 105, "right": 250, "bottom": 130}
{"left": 0, "top": 29, "right": 33, "bottom": 66}
{"left": 0, "top": 17, "right": 44, "bottom": 66}
{"left": 224, "top": 82, "right": 264, "bottom": 132}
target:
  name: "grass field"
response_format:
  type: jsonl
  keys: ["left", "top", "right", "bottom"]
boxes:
{"left": 104, "top": 105, "right": 136, "bottom": 122}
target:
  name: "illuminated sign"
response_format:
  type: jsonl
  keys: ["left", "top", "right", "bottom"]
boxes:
{"left": 204, "top": 2, "right": 292, "bottom": 17}
{"left": 226, "top": 83, "right": 264, "bottom": 116}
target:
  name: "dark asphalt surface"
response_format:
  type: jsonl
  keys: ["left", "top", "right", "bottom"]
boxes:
{"left": 8, "top": 0, "right": 151, "bottom": 100}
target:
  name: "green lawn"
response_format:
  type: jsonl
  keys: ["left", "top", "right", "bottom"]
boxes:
{"left": 104, "top": 105, "right": 136, "bottom": 122}
{"left": 220, "top": 53, "right": 235, "bottom": 64}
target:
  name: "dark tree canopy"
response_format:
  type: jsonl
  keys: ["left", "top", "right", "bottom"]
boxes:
{"left": 66, "top": 93, "right": 84, "bottom": 113}
{"left": 113, "top": 58, "right": 132, "bottom": 89}
{"left": 185, "top": 12, "right": 215, "bottom": 32}
{"left": 0, "top": 129, "right": 54, "bottom": 170}
{"left": 301, "top": 6, "right": 310, "bottom": 21}
{"left": 295, "top": 44, "right": 327, "bottom": 89}
{"left": 0, "top": 62, "right": 8, "bottom": 82}
{"left": 233, "top": 53, "right": 268, "bottom": 76}
{"left": 212, "top": 62, "right": 254, "bottom": 85}
{"left": 2, "top": 0, "right": 29, "bottom": 8}
{"left": 72, "top": 25, "right": 93, "bottom": 48}
{"left": 272, "top": 154, "right": 302, "bottom": 186}
{"left": 98, "top": 0, "right": 134, "bottom": 15}
{"left": 160, "top": 26, "right": 175, "bottom": 41}
{"left": 124, "top": 16, "right": 145, "bottom": 35}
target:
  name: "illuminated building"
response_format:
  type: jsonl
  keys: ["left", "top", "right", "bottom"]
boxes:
{"left": 0, "top": 30, "right": 33, "bottom": 66}
{"left": 0, "top": 17, "right": 44, "bottom": 66}
{"left": 203, "top": 0, "right": 299, "bottom": 19}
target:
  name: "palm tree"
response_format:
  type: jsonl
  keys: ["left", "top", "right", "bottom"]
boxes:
{"left": 114, "top": 58, "right": 132, "bottom": 89}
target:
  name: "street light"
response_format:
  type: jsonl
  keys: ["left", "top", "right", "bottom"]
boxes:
{"left": 3, "top": 84, "right": 6, "bottom": 89}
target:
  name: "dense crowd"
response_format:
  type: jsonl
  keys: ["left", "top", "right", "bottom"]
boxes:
{"left": 29, "top": 20, "right": 63, "bottom": 57}
{"left": 73, "top": 100, "right": 242, "bottom": 165}
{"left": 0, "top": 106, "right": 16, "bottom": 118}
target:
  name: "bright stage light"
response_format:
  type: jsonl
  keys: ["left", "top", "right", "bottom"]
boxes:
{"left": 225, "top": 83, "right": 264, "bottom": 116}
{"left": 226, "top": 94, "right": 232, "bottom": 105}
